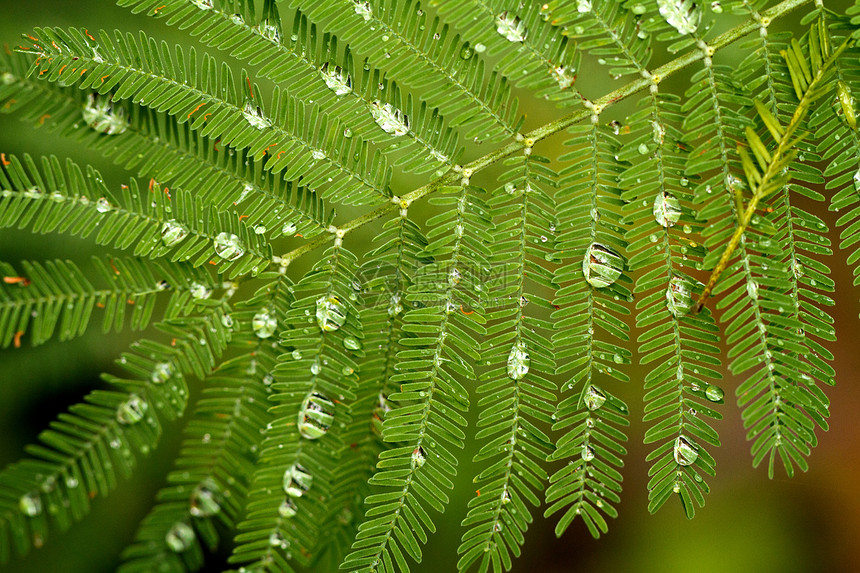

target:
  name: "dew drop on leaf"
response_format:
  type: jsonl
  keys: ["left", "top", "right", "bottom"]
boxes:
{"left": 581, "top": 444, "right": 595, "bottom": 462}
{"left": 354, "top": 1, "right": 373, "bottom": 20}
{"left": 151, "top": 362, "right": 174, "bottom": 384}
{"left": 213, "top": 232, "right": 245, "bottom": 261}
{"left": 582, "top": 243, "right": 624, "bottom": 288}
{"left": 666, "top": 276, "right": 692, "bottom": 317}
{"left": 370, "top": 101, "right": 410, "bottom": 136}
{"left": 653, "top": 192, "right": 682, "bottom": 228}
{"left": 584, "top": 385, "right": 606, "bottom": 411}
{"left": 298, "top": 391, "right": 336, "bottom": 440}
{"left": 117, "top": 394, "right": 148, "bottom": 425}
{"left": 18, "top": 492, "right": 42, "bottom": 517}
{"left": 506, "top": 341, "right": 530, "bottom": 381}
{"left": 673, "top": 435, "right": 699, "bottom": 466}
{"left": 189, "top": 478, "right": 221, "bottom": 517}
{"left": 252, "top": 310, "right": 277, "bottom": 339}
{"left": 165, "top": 522, "right": 195, "bottom": 553}
{"left": 411, "top": 446, "right": 427, "bottom": 468}
{"left": 657, "top": 0, "right": 701, "bottom": 35}
{"left": 319, "top": 62, "right": 353, "bottom": 96}
{"left": 705, "top": 384, "right": 724, "bottom": 402}
{"left": 316, "top": 295, "right": 347, "bottom": 332}
{"left": 283, "top": 464, "right": 313, "bottom": 497}
{"left": 495, "top": 11, "right": 527, "bottom": 42}
{"left": 242, "top": 100, "right": 271, "bottom": 130}
{"left": 279, "top": 498, "right": 298, "bottom": 518}
{"left": 161, "top": 220, "right": 188, "bottom": 247}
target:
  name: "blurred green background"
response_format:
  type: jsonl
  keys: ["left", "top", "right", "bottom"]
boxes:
{"left": 1, "top": 1, "right": 859, "bottom": 572}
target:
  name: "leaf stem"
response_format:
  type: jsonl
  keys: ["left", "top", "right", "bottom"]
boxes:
{"left": 280, "top": 0, "right": 814, "bottom": 267}
{"left": 693, "top": 34, "right": 851, "bottom": 313}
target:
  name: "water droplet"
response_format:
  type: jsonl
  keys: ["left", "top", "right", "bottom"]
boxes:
{"left": 411, "top": 447, "right": 427, "bottom": 468}
{"left": 577, "top": 0, "right": 592, "bottom": 12}
{"left": 316, "top": 295, "right": 347, "bottom": 332}
{"left": 551, "top": 65, "right": 574, "bottom": 89}
{"left": 673, "top": 435, "right": 699, "bottom": 466}
{"left": 117, "top": 394, "right": 148, "bottom": 425}
{"left": 252, "top": 310, "right": 277, "bottom": 339}
{"left": 657, "top": 0, "right": 701, "bottom": 35}
{"left": 165, "top": 522, "right": 195, "bottom": 552}
{"left": 581, "top": 444, "right": 595, "bottom": 461}
{"left": 282, "top": 222, "right": 297, "bottom": 235}
{"left": 705, "top": 384, "right": 724, "bottom": 402}
{"left": 191, "top": 0, "right": 212, "bottom": 9}
{"left": 283, "top": 464, "right": 313, "bottom": 497}
{"left": 256, "top": 20, "right": 281, "bottom": 43}
{"left": 354, "top": 1, "right": 373, "bottom": 20}
{"left": 151, "top": 362, "right": 174, "bottom": 384}
{"left": 653, "top": 192, "right": 682, "bottom": 228}
{"left": 666, "top": 276, "right": 692, "bottom": 317}
{"left": 82, "top": 93, "right": 128, "bottom": 135}
{"left": 746, "top": 280, "right": 759, "bottom": 300}
{"left": 370, "top": 101, "right": 410, "bottom": 136}
{"left": 495, "top": 11, "right": 527, "bottom": 42}
{"left": 279, "top": 498, "right": 298, "bottom": 518}
{"left": 160, "top": 220, "right": 188, "bottom": 247}
{"left": 343, "top": 127, "right": 353, "bottom": 138}
{"left": 95, "top": 197, "right": 111, "bottom": 213}
{"left": 507, "top": 341, "right": 530, "bottom": 381}
{"left": 710, "top": 1, "right": 722, "bottom": 13}
{"left": 213, "top": 232, "right": 245, "bottom": 261}
{"left": 189, "top": 282, "right": 211, "bottom": 301}
{"left": 298, "top": 392, "right": 335, "bottom": 440}
{"left": 319, "top": 62, "right": 352, "bottom": 96}
{"left": 242, "top": 100, "right": 271, "bottom": 130}
{"left": 19, "top": 492, "right": 42, "bottom": 517}
{"left": 584, "top": 385, "right": 606, "bottom": 411}
{"left": 1, "top": 72, "right": 15, "bottom": 85}
{"left": 189, "top": 478, "right": 221, "bottom": 517}
{"left": 638, "top": 143, "right": 649, "bottom": 155}
{"left": 460, "top": 45, "right": 474, "bottom": 59}
{"left": 343, "top": 336, "right": 361, "bottom": 351}
{"left": 582, "top": 243, "right": 624, "bottom": 288}
{"left": 474, "top": 43, "right": 486, "bottom": 53}
{"left": 310, "top": 360, "right": 321, "bottom": 375}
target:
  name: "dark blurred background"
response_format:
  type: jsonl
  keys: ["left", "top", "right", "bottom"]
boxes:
{"left": 0, "top": 1, "right": 858, "bottom": 572}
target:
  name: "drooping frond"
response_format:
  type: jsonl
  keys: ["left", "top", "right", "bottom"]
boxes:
{"left": 25, "top": 27, "right": 390, "bottom": 205}
{"left": 230, "top": 242, "right": 364, "bottom": 569}
{"left": 0, "top": 305, "right": 232, "bottom": 562}
{"left": 118, "top": 315, "right": 276, "bottom": 573}
{"left": 457, "top": 155, "right": 556, "bottom": 572}
{"left": 341, "top": 184, "right": 488, "bottom": 572}
{"left": 118, "top": 0, "right": 463, "bottom": 168}
{"left": 0, "top": 255, "right": 215, "bottom": 348}
{"left": 290, "top": 0, "right": 526, "bottom": 142}
{"left": 621, "top": 90, "right": 723, "bottom": 518}
{"left": 0, "top": 154, "right": 272, "bottom": 278}
{"left": 544, "top": 119, "right": 631, "bottom": 538}
{"left": 0, "top": 50, "right": 333, "bottom": 237}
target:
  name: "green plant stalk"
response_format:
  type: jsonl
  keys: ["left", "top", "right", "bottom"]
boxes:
{"left": 693, "top": 35, "right": 851, "bottom": 313}
{"left": 280, "top": 0, "right": 814, "bottom": 267}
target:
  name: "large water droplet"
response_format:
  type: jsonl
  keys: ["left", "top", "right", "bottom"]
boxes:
{"left": 581, "top": 444, "right": 595, "bottom": 461}
{"left": 411, "top": 447, "right": 427, "bottom": 469}
{"left": 343, "top": 336, "right": 361, "bottom": 351}
{"left": 316, "top": 295, "right": 347, "bottom": 332}
{"left": 165, "top": 522, "right": 195, "bottom": 552}
{"left": 82, "top": 93, "right": 128, "bottom": 135}
{"left": 278, "top": 498, "right": 298, "bottom": 518}
{"left": 673, "top": 435, "right": 699, "bottom": 466}
{"left": 161, "top": 220, "right": 188, "bottom": 247}
{"left": 19, "top": 492, "right": 42, "bottom": 517}
{"left": 582, "top": 243, "right": 624, "bottom": 288}
{"left": 319, "top": 62, "right": 352, "bottom": 96}
{"left": 252, "top": 310, "right": 277, "bottom": 339}
{"left": 116, "top": 394, "right": 148, "bottom": 425}
{"left": 189, "top": 478, "right": 221, "bottom": 517}
{"left": 213, "top": 232, "right": 245, "bottom": 261}
{"left": 242, "top": 100, "right": 272, "bottom": 130}
{"left": 191, "top": 0, "right": 212, "bottom": 9}
{"left": 584, "top": 385, "right": 606, "bottom": 411}
{"left": 704, "top": 384, "right": 724, "bottom": 402}
{"left": 256, "top": 20, "right": 281, "bottom": 43}
{"left": 495, "top": 11, "right": 527, "bottom": 42}
{"left": 298, "top": 391, "right": 335, "bottom": 440}
{"left": 577, "top": 0, "right": 592, "bottom": 12}
{"left": 507, "top": 341, "right": 530, "bottom": 381}
{"left": 151, "top": 362, "right": 174, "bottom": 384}
{"left": 96, "top": 197, "right": 112, "bottom": 213}
{"left": 354, "top": 1, "right": 373, "bottom": 20}
{"left": 370, "top": 101, "right": 410, "bottom": 136}
{"left": 666, "top": 276, "right": 692, "bottom": 317}
{"left": 657, "top": 0, "right": 701, "bottom": 35}
{"left": 283, "top": 464, "right": 313, "bottom": 497}
{"left": 653, "top": 192, "right": 682, "bottom": 228}
{"left": 746, "top": 280, "right": 759, "bottom": 300}
{"left": 190, "top": 282, "right": 211, "bottom": 300}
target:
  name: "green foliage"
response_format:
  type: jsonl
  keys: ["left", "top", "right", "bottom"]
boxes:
{"left": 1, "top": 1, "right": 859, "bottom": 572}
